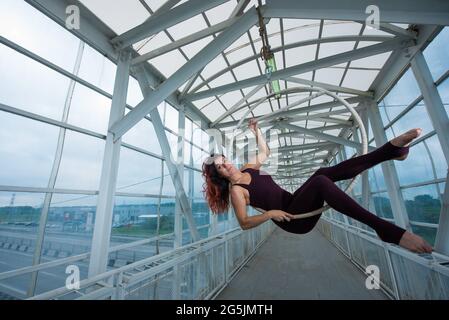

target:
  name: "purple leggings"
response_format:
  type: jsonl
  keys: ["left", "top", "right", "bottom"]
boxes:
{"left": 273, "top": 141, "right": 408, "bottom": 245}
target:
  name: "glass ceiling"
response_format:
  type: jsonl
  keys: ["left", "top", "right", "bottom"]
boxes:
{"left": 78, "top": 0, "right": 410, "bottom": 176}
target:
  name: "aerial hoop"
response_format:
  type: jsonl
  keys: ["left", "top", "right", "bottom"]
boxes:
{"left": 227, "top": 86, "right": 368, "bottom": 219}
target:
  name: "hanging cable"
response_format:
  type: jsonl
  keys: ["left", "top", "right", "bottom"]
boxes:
{"left": 257, "top": 0, "right": 281, "bottom": 99}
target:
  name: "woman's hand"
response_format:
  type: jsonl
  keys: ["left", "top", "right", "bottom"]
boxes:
{"left": 248, "top": 118, "right": 258, "bottom": 135}
{"left": 268, "top": 210, "right": 295, "bottom": 222}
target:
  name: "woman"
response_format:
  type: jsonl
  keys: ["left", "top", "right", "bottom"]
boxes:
{"left": 202, "top": 119, "right": 433, "bottom": 253}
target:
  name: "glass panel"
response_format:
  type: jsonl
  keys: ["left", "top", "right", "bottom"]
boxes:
{"left": 149, "top": 50, "right": 186, "bottom": 79}
{"left": 390, "top": 102, "right": 434, "bottom": 137}
{"left": 324, "top": 20, "right": 362, "bottom": 36}
{"left": 166, "top": 13, "right": 207, "bottom": 41}
{"left": 423, "top": 134, "right": 448, "bottom": 179}
{"left": 79, "top": 0, "right": 149, "bottom": 35}
{"left": 372, "top": 192, "right": 393, "bottom": 219}
{"left": 127, "top": 77, "right": 144, "bottom": 107}
{"left": 166, "top": 130, "right": 179, "bottom": 163}
{"left": 411, "top": 225, "right": 438, "bottom": 248}
{"left": 67, "top": 83, "right": 111, "bottom": 135}
{"left": 0, "top": 0, "right": 80, "bottom": 72}
{"left": 402, "top": 184, "right": 441, "bottom": 224}
{"left": 116, "top": 148, "right": 162, "bottom": 194}
{"left": 192, "top": 146, "right": 205, "bottom": 170}
{"left": 55, "top": 131, "right": 105, "bottom": 191}
{"left": 204, "top": 1, "right": 236, "bottom": 25}
{"left": 379, "top": 69, "right": 421, "bottom": 125}
{"left": 185, "top": 117, "right": 193, "bottom": 142}
{"left": 436, "top": 78, "right": 449, "bottom": 117}
{"left": 368, "top": 165, "right": 386, "bottom": 192}
{"left": 32, "top": 193, "right": 97, "bottom": 295}
{"left": 78, "top": 43, "right": 116, "bottom": 94}
{"left": 35, "top": 259, "right": 90, "bottom": 297}
{"left": 282, "top": 19, "right": 320, "bottom": 45}
{"left": 0, "top": 111, "right": 59, "bottom": 188}
{"left": 315, "top": 67, "right": 345, "bottom": 86}
{"left": 184, "top": 141, "right": 192, "bottom": 165}
{"left": 163, "top": 103, "right": 179, "bottom": 134}
{"left": 110, "top": 196, "right": 174, "bottom": 240}
{"left": 0, "top": 192, "right": 45, "bottom": 299}
{"left": 395, "top": 141, "right": 435, "bottom": 186}
{"left": 423, "top": 27, "right": 449, "bottom": 81}
{"left": 180, "top": 36, "right": 213, "bottom": 62}
{"left": 285, "top": 45, "right": 317, "bottom": 67}
{"left": 0, "top": 44, "right": 71, "bottom": 120}
{"left": 183, "top": 169, "right": 192, "bottom": 195}
{"left": 193, "top": 170, "right": 205, "bottom": 199}
{"left": 45, "top": 193, "right": 97, "bottom": 253}
{"left": 390, "top": 251, "right": 445, "bottom": 299}
{"left": 342, "top": 69, "right": 379, "bottom": 91}
{"left": 318, "top": 42, "right": 355, "bottom": 59}
{"left": 191, "top": 199, "right": 210, "bottom": 229}
{"left": 233, "top": 60, "right": 262, "bottom": 82}
{"left": 122, "top": 118, "right": 162, "bottom": 156}
{"left": 161, "top": 161, "right": 176, "bottom": 197}
{"left": 439, "top": 182, "right": 446, "bottom": 203}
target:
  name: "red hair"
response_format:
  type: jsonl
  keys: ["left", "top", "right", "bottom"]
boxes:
{"left": 202, "top": 154, "right": 230, "bottom": 214}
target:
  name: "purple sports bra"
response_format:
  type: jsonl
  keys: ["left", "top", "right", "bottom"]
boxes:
{"left": 231, "top": 168, "right": 292, "bottom": 211}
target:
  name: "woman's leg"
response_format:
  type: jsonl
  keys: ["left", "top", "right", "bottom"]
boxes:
{"left": 313, "top": 141, "right": 409, "bottom": 183}
{"left": 281, "top": 174, "right": 406, "bottom": 244}
{"left": 313, "top": 128, "right": 422, "bottom": 183}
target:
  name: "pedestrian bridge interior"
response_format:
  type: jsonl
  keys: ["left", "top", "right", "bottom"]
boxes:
{"left": 0, "top": 0, "right": 449, "bottom": 300}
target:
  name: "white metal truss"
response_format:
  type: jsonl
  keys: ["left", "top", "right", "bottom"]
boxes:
{"left": 265, "top": 0, "right": 449, "bottom": 25}
{"left": 135, "top": 67, "right": 200, "bottom": 242}
{"left": 185, "top": 38, "right": 416, "bottom": 101}
{"left": 366, "top": 99, "right": 411, "bottom": 230}
{"left": 2, "top": 0, "right": 449, "bottom": 300}
{"left": 109, "top": 8, "right": 259, "bottom": 141}
{"left": 88, "top": 50, "right": 132, "bottom": 277}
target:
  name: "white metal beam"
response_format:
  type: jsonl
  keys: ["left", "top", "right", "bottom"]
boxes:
{"left": 111, "top": 0, "right": 231, "bottom": 49}
{"left": 88, "top": 50, "right": 132, "bottom": 278}
{"left": 280, "top": 106, "right": 365, "bottom": 124}
{"left": 411, "top": 51, "right": 449, "bottom": 164}
{"left": 189, "top": 35, "right": 392, "bottom": 94}
{"left": 25, "top": 0, "right": 211, "bottom": 137}
{"left": 186, "top": 38, "right": 415, "bottom": 101}
{"left": 378, "top": 23, "right": 418, "bottom": 38}
{"left": 265, "top": 0, "right": 449, "bottom": 25}
{"left": 211, "top": 85, "right": 265, "bottom": 126}
{"left": 277, "top": 123, "right": 365, "bottom": 150}
{"left": 275, "top": 141, "right": 336, "bottom": 152}
{"left": 358, "top": 110, "right": 371, "bottom": 209}
{"left": 230, "top": 0, "right": 251, "bottom": 18}
{"left": 366, "top": 99, "right": 410, "bottom": 230}
{"left": 109, "top": 8, "right": 259, "bottom": 141}
{"left": 136, "top": 68, "right": 200, "bottom": 242}
{"left": 214, "top": 96, "right": 364, "bottom": 129}
{"left": 370, "top": 25, "right": 442, "bottom": 101}
{"left": 284, "top": 77, "right": 373, "bottom": 97}
{"left": 131, "top": 18, "right": 238, "bottom": 65}
{"left": 435, "top": 171, "right": 449, "bottom": 255}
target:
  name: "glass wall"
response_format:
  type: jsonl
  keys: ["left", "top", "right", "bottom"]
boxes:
{"left": 0, "top": 1, "right": 217, "bottom": 298}
{"left": 334, "top": 28, "right": 449, "bottom": 245}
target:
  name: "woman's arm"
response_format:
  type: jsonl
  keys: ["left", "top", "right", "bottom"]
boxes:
{"left": 230, "top": 188, "right": 294, "bottom": 230}
{"left": 244, "top": 118, "right": 271, "bottom": 170}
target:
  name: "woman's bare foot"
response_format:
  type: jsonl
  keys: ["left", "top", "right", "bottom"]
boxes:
{"left": 398, "top": 231, "right": 433, "bottom": 253}
{"left": 389, "top": 128, "right": 422, "bottom": 160}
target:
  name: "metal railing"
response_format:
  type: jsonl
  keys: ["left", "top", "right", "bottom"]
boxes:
{"left": 317, "top": 215, "right": 449, "bottom": 299}
{"left": 18, "top": 221, "right": 275, "bottom": 300}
